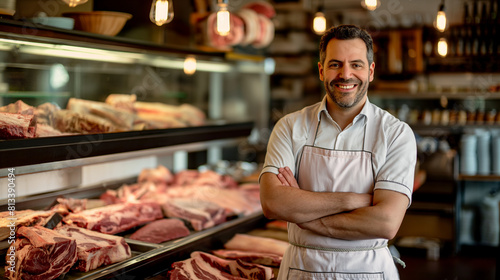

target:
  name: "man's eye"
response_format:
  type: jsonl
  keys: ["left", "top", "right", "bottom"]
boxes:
{"left": 353, "top": 64, "right": 362, "bottom": 68}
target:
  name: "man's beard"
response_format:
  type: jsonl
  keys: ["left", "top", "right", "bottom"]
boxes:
{"left": 325, "top": 78, "right": 368, "bottom": 109}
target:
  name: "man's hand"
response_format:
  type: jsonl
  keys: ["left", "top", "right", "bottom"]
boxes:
{"left": 277, "top": 167, "right": 299, "bottom": 188}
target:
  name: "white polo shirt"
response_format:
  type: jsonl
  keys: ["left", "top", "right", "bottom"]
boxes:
{"left": 260, "top": 95, "right": 417, "bottom": 204}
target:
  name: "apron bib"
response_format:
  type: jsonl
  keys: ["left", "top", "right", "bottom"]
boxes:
{"left": 278, "top": 114, "right": 400, "bottom": 280}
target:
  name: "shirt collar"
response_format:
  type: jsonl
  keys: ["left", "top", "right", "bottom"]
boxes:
{"left": 316, "top": 95, "right": 373, "bottom": 125}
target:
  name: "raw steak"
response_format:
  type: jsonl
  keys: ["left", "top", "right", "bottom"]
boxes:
{"left": 129, "top": 218, "right": 190, "bottom": 243}
{"left": 168, "top": 251, "right": 273, "bottom": 280}
{"left": 224, "top": 234, "right": 288, "bottom": 256}
{"left": 5, "top": 225, "right": 77, "bottom": 280}
{"left": 0, "top": 210, "right": 55, "bottom": 241}
{"left": 211, "top": 249, "right": 282, "bottom": 267}
{"left": 55, "top": 225, "right": 131, "bottom": 272}
{"left": 63, "top": 202, "right": 163, "bottom": 234}
{"left": 0, "top": 112, "right": 36, "bottom": 139}
{"left": 162, "top": 198, "right": 226, "bottom": 231}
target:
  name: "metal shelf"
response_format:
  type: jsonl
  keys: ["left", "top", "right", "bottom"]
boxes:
{"left": 0, "top": 121, "right": 254, "bottom": 174}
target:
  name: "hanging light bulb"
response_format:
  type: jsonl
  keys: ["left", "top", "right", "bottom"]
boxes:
{"left": 313, "top": 1, "right": 326, "bottom": 36}
{"left": 437, "top": 38, "right": 448, "bottom": 57}
{"left": 216, "top": 0, "right": 231, "bottom": 36}
{"left": 150, "top": 0, "right": 174, "bottom": 26}
{"left": 184, "top": 55, "right": 197, "bottom": 75}
{"left": 61, "top": 0, "right": 88, "bottom": 7}
{"left": 313, "top": 11, "right": 326, "bottom": 35}
{"left": 434, "top": 0, "right": 447, "bottom": 32}
{"left": 361, "top": 0, "right": 380, "bottom": 11}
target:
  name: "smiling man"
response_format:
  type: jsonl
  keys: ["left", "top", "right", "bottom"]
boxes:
{"left": 259, "top": 25, "right": 417, "bottom": 279}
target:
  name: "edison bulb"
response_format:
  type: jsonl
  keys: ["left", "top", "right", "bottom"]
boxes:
{"left": 362, "top": 0, "right": 379, "bottom": 11}
{"left": 435, "top": 10, "right": 447, "bottom": 32}
{"left": 216, "top": 4, "right": 230, "bottom": 36}
{"left": 184, "top": 56, "right": 197, "bottom": 75}
{"left": 150, "top": 0, "right": 174, "bottom": 26}
{"left": 437, "top": 38, "right": 448, "bottom": 57}
{"left": 313, "top": 12, "right": 326, "bottom": 35}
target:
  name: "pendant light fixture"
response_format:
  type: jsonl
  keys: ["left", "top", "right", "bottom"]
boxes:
{"left": 61, "top": 0, "right": 88, "bottom": 7}
{"left": 434, "top": 0, "right": 447, "bottom": 32}
{"left": 361, "top": 0, "right": 380, "bottom": 11}
{"left": 216, "top": 0, "right": 231, "bottom": 36}
{"left": 150, "top": 0, "right": 174, "bottom": 26}
{"left": 313, "top": 0, "right": 326, "bottom": 35}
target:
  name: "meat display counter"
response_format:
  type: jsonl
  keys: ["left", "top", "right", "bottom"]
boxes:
{"left": 0, "top": 17, "right": 276, "bottom": 280}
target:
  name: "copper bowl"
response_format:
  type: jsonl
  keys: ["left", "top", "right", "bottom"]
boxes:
{"left": 63, "top": 11, "right": 132, "bottom": 36}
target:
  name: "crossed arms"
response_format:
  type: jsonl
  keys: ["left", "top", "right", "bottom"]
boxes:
{"left": 259, "top": 167, "right": 409, "bottom": 241}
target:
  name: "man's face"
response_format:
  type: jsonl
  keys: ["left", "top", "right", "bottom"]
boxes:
{"left": 318, "top": 38, "right": 375, "bottom": 110}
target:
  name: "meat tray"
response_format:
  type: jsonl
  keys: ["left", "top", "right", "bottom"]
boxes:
{"left": 0, "top": 173, "right": 268, "bottom": 279}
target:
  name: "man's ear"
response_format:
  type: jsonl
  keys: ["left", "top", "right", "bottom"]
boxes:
{"left": 318, "top": 62, "right": 324, "bottom": 81}
{"left": 369, "top": 62, "right": 375, "bottom": 82}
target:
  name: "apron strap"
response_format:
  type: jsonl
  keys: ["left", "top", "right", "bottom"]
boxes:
{"left": 289, "top": 240, "right": 387, "bottom": 252}
{"left": 290, "top": 241, "right": 406, "bottom": 268}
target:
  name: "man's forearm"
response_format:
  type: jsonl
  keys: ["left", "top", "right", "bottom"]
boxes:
{"left": 260, "top": 172, "right": 372, "bottom": 224}
{"left": 297, "top": 190, "right": 409, "bottom": 240}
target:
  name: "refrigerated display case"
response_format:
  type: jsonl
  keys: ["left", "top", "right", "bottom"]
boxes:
{"left": 0, "top": 18, "right": 275, "bottom": 279}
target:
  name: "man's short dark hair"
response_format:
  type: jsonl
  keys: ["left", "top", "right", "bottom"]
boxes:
{"left": 319, "top": 25, "right": 374, "bottom": 66}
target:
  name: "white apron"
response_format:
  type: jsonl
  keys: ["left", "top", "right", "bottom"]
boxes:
{"left": 277, "top": 114, "right": 400, "bottom": 280}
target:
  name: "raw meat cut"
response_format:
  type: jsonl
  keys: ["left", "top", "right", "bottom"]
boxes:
{"left": 66, "top": 98, "right": 136, "bottom": 130}
{"left": 35, "top": 123, "right": 64, "bottom": 137}
{"left": 168, "top": 251, "right": 274, "bottom": 280}
{"left": 134, "top": 101, "right": 206, "bottom": 128}
{"left": 138, "top": 165, "right": 174, "bottom": 186}
{"left": 5, "top": 225, "right": 77, "bottom": 280}
{"left": 162, "top": 198, "right": 226, "bottom": 231}
{"left": 63, "top": 202, "right": 163, "bottom": 234}
{"left": 54, "top": 109, "right": 118, "bottom": 134}
{"left": 237, "top": 9, "right": 260, "bottom": 46}
{"left": 0, "top": 210, "right": 56, "bottom": 240}
{"left": 105, "top": 93, "right": 137, "bottom": 112}
{"left": 251, "top": 14, "right": 275, "bottom": 48}
{"left": 55, "top": 225, "right": 131, "bottom": 272}
{"left": 129, "top": 218, "right": 190, "bottom": 243}
{"left": 211, "top": 249, "right": 282, "bottom": 267}
{"left": 35, "top": 102, "right": 60, "bottom": 126}
{"left": 0, "top": 100, "right": 35, "bottom": 115}
{"left": 0, "top": 112, "right": 36, "bottom": 139}
{"left": 224, "top": 234, "right": 288, "bottom": 256}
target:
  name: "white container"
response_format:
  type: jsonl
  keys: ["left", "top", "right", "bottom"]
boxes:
{"left": 476, "top": 129, "right": 491, "bottom": 175}
{"left": 491, "top": 129, "right": 500, "bottom": 175}
{"left": 460, "top": 133, "right": 477, "bottom": 175}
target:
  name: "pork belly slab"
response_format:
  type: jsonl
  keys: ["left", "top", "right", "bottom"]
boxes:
{"left": 55, "top": 225, "right": 132, "bottom": 272}
{"left": 5, "top": 226, "right": 77, "bottom": 280}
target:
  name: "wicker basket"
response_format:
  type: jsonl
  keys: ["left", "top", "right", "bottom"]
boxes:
{"left": 63, "top": 11, "right": 132, "bottom": 36}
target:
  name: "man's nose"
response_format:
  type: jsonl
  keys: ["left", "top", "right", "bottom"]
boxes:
{"left": 339, "top": 66, "right": 352, "bottom": 79}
